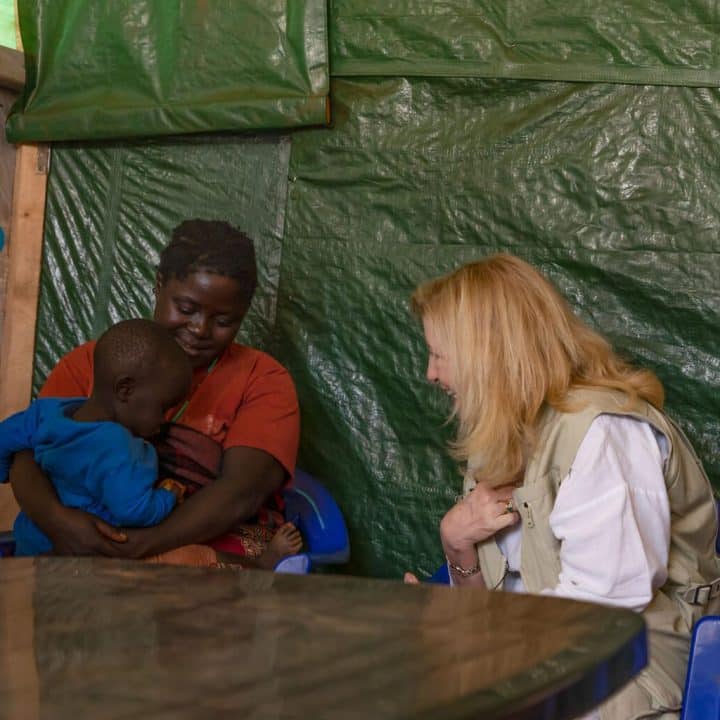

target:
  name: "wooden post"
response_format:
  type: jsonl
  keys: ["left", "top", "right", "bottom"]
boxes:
{"left": 0, "top": 143, "right": 49, "bottom": 529}
{"left": 0, "top": 46, "right": 25, "bottom": 90}
{"left": 0, "top": 17, "right": 42, "bottom": 714}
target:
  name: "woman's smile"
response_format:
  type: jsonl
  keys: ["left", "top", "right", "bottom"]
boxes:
{"left": 154, "top": 271, "right": 247, "bottom": 368}
{"left": 175, "top": 334, "right": 211, "bottom": 355}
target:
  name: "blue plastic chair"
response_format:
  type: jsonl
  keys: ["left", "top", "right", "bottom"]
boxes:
{"left": 681, "top": 615, "right": 720, "bottom": 719}
{"left": 426, "top": 562, "right": 450, "bottom": 584}
{"left": 274, "top": 468, "right": 350, "bottom": 574}
{"left": 680, "top": 498, "right": 720, "bottom": 718}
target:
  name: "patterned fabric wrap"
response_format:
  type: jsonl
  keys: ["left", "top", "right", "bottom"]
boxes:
{"left": 153, "top": 422, "right": 285, "bottom": 558}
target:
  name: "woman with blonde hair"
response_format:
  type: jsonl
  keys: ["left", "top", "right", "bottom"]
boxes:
{"left": 408, "top": 254, "right": 719, "bottom": 719}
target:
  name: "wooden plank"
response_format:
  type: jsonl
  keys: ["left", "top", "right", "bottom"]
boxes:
{"left": 0, "top": 87, "right": 19, "bottom": 531}
{"left": 0, "top": 143, "right": 48, "bottom": 417}
{"left": 0, "top": 143, "right": 48, "bottom": 530}
{"left": 0, "top": 45, "right": 24, "bottom": 91}
{"left": 4, "top": 23, "right": 38, "bottom": 720}
{"left": 0, "top": 87, "right": 19, "bottom": 363}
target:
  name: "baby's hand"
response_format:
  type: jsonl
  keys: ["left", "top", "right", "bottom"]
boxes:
{"left": 158, "top": 478, "right": 186, "bottom": 503}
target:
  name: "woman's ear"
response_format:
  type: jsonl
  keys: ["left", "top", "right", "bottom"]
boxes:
{"left": 114, "top": 376, "right": 136, "bottom": 403}
{"left": 155, "top": 272, "right": 165, "bottom": 293}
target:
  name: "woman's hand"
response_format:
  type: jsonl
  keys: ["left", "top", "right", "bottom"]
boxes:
{"left": 47, "top": 506, "right": 128, "bottom": 557}
{"left": 440, "top": 482, "right": 519, "bottom": 554}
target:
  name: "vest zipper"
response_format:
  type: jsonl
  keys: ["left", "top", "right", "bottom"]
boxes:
{"left": 523, "top": 501, "right": 535, "bottom": 528}
{"left": 491, "top": 559, "right": 509, "bottom": 590}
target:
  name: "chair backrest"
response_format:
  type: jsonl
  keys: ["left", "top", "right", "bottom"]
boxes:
{"left": 282, "top": 469, "right": 350, "bottom": 565}
{"left": 681, "top": 615, "right": 720, "bottom": 720}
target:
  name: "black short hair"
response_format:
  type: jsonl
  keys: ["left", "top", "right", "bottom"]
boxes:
{"left": 93, "top": 319, "right": 189, "bottom": 390}
{"left": 158, "top": 219, "right": 257, "bottom": 307}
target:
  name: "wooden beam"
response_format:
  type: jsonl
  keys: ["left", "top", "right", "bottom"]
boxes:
{"left": 0, "top": 143, "right": 48, "bottom": 419}
{"left": 0, "top": 12, "right": 38, "bottom": 711}
{"left": 0, "top": 144, "right": 47, "bottom": 529}
{"left": 0, "top": 45, "right": 24, "bottom": 91}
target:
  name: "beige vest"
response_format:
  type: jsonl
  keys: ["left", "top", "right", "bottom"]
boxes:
{"left": 469, "top": 388, "right": 720, "bottom": 718}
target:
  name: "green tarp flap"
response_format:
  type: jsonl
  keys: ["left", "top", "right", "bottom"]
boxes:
{"left": 7, "top": 0, "right": 329, "bottom": 143}
{"left": 330, "top": 0, "right": 720, "bottom": 86}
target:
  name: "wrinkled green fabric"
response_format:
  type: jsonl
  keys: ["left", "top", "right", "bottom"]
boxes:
{"left": 7, "top": 0, "right": 329, "bottom": 142}
{"left": 331, "top": 0, "right": 720, "bottom": 86}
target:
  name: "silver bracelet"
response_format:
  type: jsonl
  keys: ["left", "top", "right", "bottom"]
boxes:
{"left": 447, "top": 557, "right": 482, "bottom": 578}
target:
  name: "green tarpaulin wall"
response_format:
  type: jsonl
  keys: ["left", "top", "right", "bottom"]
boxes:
{"left": 20, "top": 1, "right": 720, "bottom": 578}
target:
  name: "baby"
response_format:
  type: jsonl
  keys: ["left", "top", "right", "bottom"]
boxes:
{"left": 0, "top": 319, "right": 192, "bottom": 555}
{"left": 0, "top": 319, "right": 301, "bottom": 566}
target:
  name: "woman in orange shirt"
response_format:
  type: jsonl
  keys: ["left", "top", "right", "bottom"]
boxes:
{"left": 9, "top": 219, "right": 301, "bottom": 564}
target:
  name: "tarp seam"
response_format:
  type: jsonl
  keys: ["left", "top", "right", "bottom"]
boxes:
{"left": 330, "top": 59, "right": 720, "bottom": 88}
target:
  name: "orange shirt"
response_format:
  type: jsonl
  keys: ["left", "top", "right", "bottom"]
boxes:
{"left": 40, "top": 341, "right": 300, "bottom": 477}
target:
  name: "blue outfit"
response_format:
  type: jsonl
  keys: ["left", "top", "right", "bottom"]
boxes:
{"left": 0, "top": 398, "right": 176, "bottom": 556}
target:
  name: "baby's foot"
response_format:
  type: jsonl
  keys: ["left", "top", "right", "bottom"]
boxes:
{"left": 258, "top": 522, "right": 303, "bottom": 569}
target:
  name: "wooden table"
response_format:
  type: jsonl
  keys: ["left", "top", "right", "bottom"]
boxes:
{"left": 0, "top": 558, "right": 646, "bottom": 719}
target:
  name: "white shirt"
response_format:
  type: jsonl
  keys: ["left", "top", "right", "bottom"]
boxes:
{"left": 495, "top": 414, "right": 671, "bottom": 612}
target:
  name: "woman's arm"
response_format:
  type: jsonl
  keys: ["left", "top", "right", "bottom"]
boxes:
{"left": 119, "top": 446, "right": 285, "bottom": 557}
{"left": 9, "top": 450, "right": 127, "bottom": 555}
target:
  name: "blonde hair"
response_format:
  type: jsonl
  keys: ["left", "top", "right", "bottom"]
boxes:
{"left": 411, "top": 254, "right": 664, "bottom": 485}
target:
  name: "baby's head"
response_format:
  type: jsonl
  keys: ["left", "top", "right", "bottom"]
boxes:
{"left": 92, "top": 319, "right": 192, "bottom": 438}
